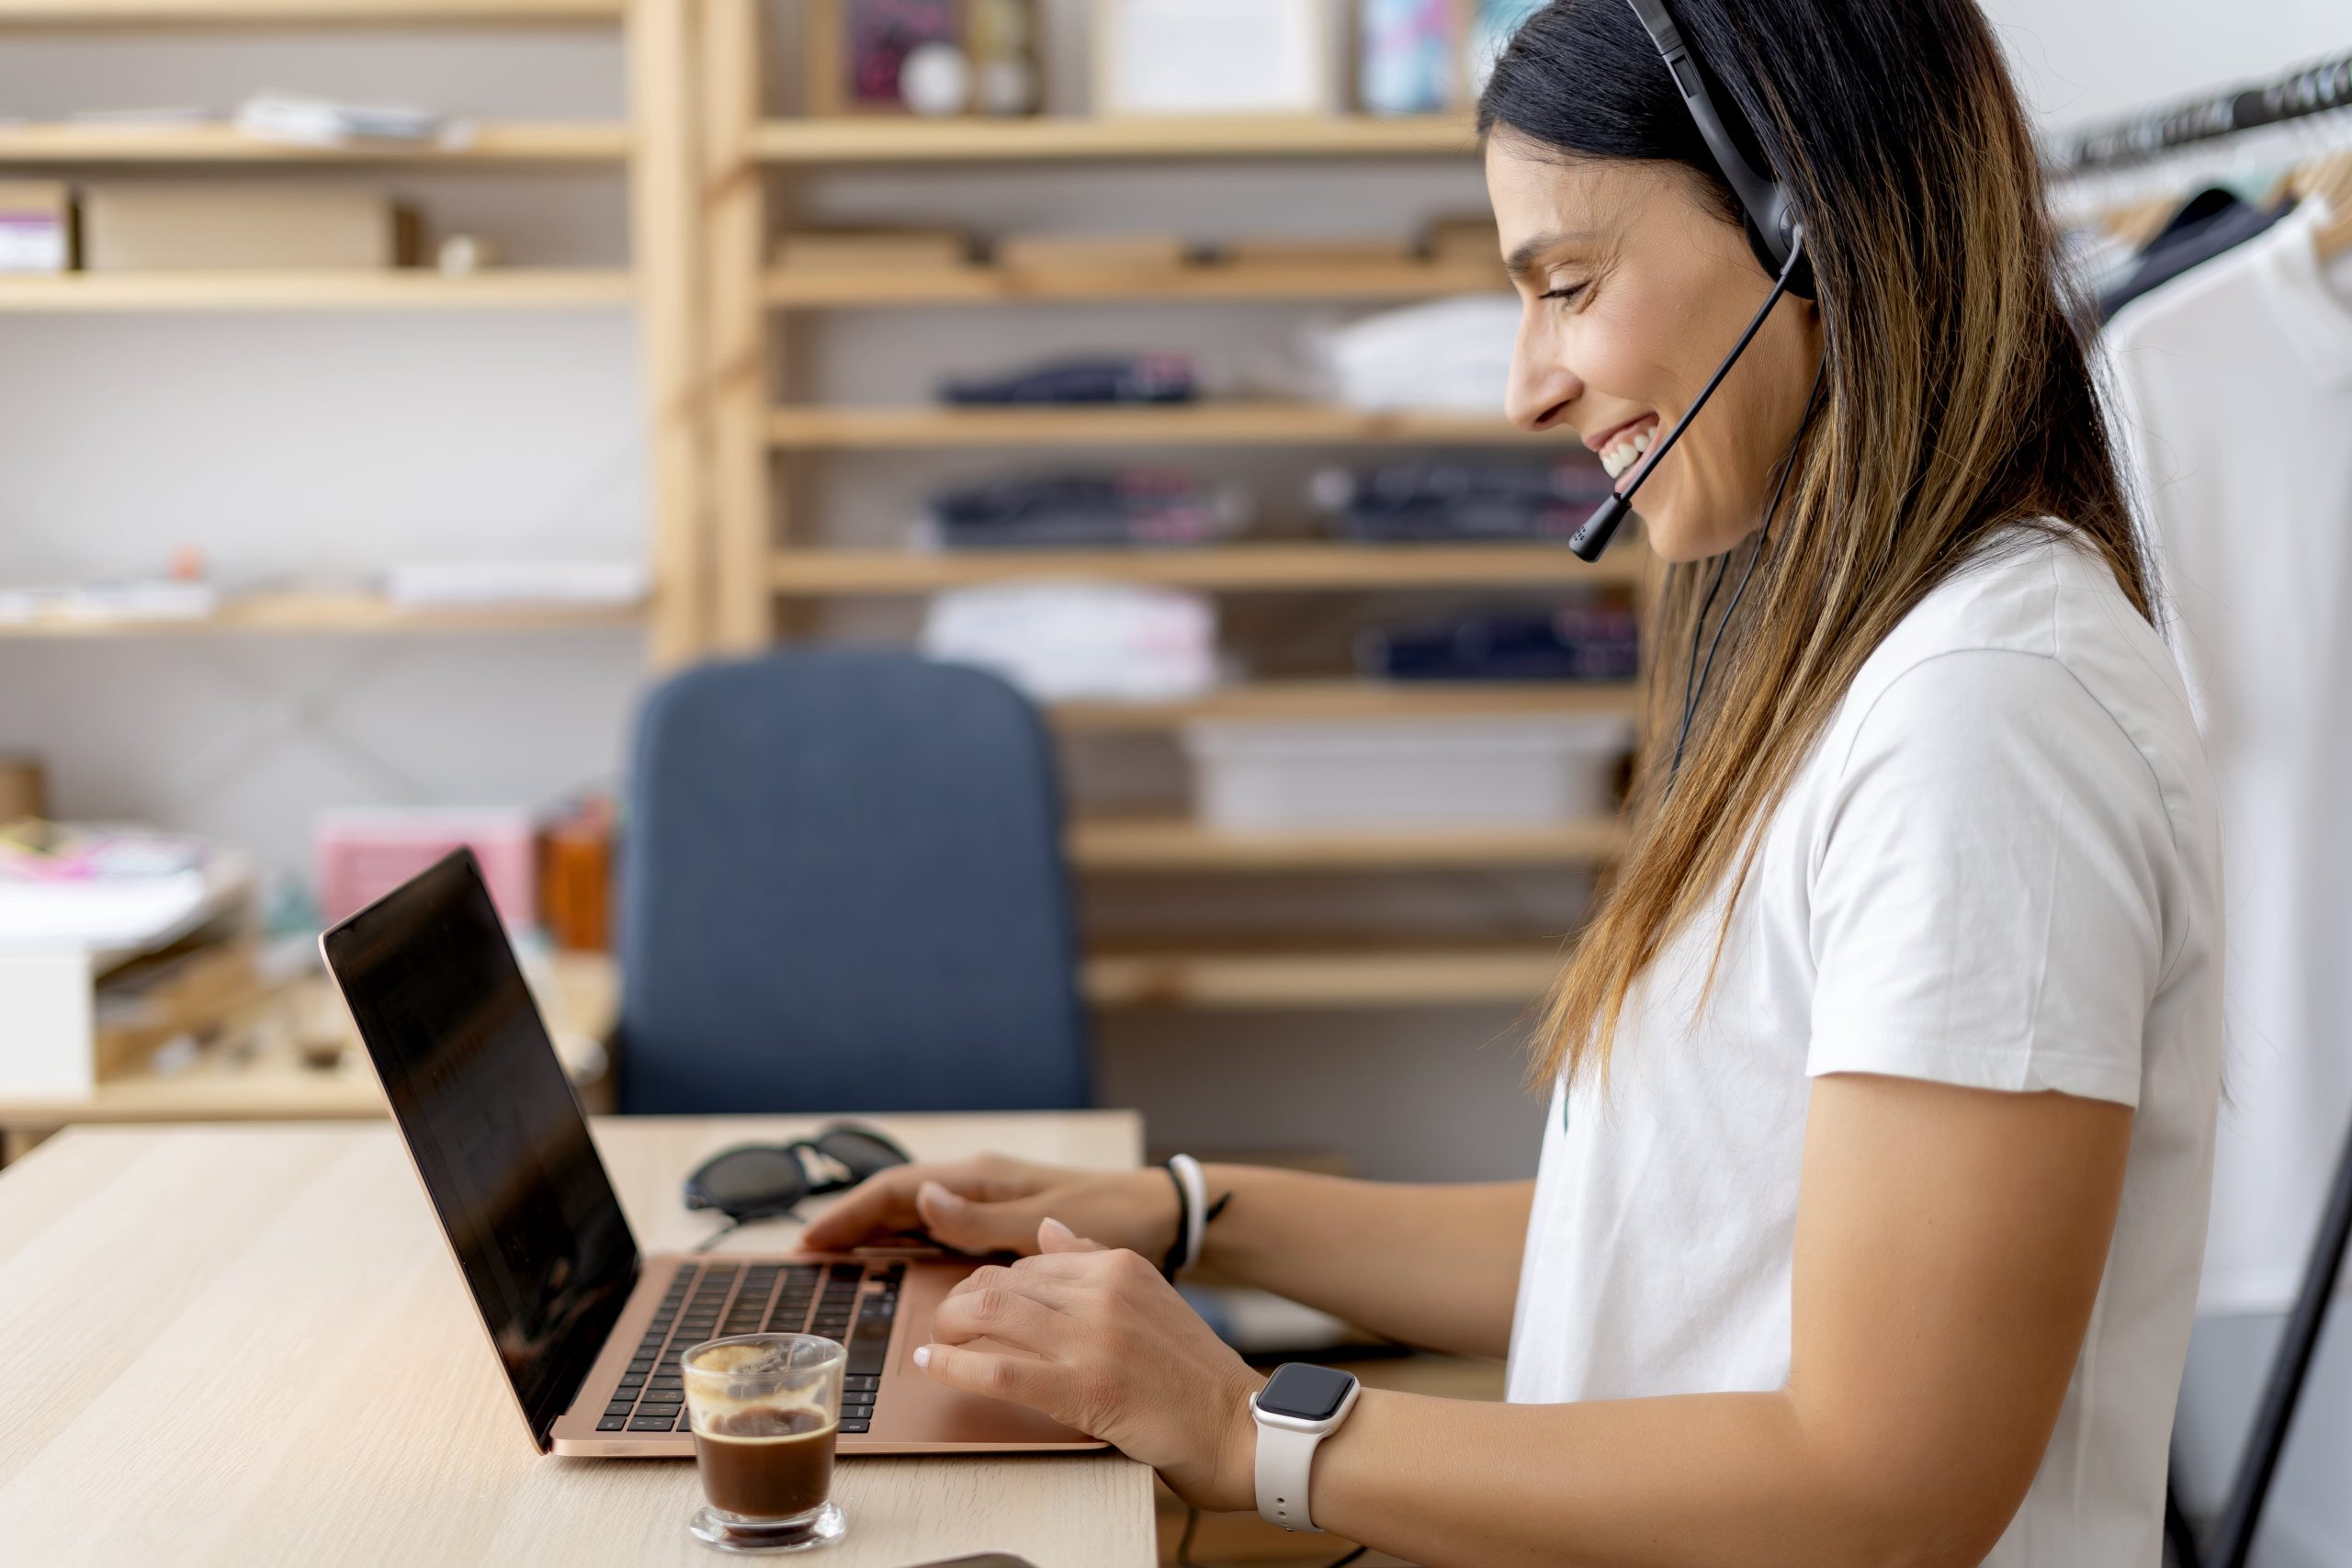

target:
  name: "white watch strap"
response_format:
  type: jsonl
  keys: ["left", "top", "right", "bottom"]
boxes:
{"left": 1167, "top": 1153, "right": 1208, "bottom": 1270}
{"left": 1254, "top": 1416, "right": 1327, "bottom": 1533}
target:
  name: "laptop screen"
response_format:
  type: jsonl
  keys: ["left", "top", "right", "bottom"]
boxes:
{"left": 323, "top": 848, "right": 638, "bottom": 1449}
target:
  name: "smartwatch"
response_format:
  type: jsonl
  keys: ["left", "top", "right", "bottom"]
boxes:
{"left": 1250, "top": 1363, "right": 1362, "bottom": 1533}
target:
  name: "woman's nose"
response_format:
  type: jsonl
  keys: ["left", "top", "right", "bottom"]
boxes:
{"left": 1506, "top": 328, "right": 1581, "bottom": 434}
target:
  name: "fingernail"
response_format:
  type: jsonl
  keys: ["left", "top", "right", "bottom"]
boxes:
{"left": 919, "top": 1179, "right": 963, "bottom": 1211}
{"left": 912, "top": 1345, "right": 933, "bottom": 1370}
{"left": 1040, "top": 1216, "right": 1075, "bottom": 1242}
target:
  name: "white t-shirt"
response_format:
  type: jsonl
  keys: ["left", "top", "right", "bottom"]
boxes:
{"left": 1506, "top": 533, "right": 2223, "bottom": 1566}
{"left": 2107, "top": 199, "right": 2352, "bottom": 1314}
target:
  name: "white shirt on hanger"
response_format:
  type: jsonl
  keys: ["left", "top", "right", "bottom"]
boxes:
{"left": 1506, "top": 533, "right": 2224, "bottom": 1567}
{"left": 2107, "top": 197, "right": 2352, "bottom": 1314}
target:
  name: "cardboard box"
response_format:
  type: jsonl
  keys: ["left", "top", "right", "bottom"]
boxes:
{"left": 81, "top": 181, "right": 417, "bottom": 271}
{"left": 0, "top": 181, "right": 74, "bottom": 274}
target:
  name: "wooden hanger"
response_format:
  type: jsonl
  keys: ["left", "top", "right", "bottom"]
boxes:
{"left": 2297, "top": 150, "right": 2352, "bottom": 262}
{"left": 2099, "top": 194, "right": 2185, "bottom": 250}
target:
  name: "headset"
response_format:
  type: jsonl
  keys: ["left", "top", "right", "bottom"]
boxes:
{"left": 1566, "top": 0, "right": 1817, "bottom": 563}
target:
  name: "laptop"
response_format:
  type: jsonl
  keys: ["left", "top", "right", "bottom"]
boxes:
{"left": 321, "top": 847, "right": 1107, "bottom": 1460}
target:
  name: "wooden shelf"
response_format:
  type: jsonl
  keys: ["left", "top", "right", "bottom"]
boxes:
{"left": 1085, "top": 942, "right": 1565, "bottom": 1009}
{"left": 1049, "top": 680, "right": 1644, "bottom": 732}
{"left": 0, "top": 0, "right": 621, "bottom": 21}
{"left": 0, "top": 121, "right": 630, "bottom": 163}
{"left": 0, "top": 591, "right": 645, "bottom": 637}
{"left": 753, "top": 114, "right": 1478, "bottom": 164}
{"left": 0, "top": 269, "right": 635, "bottom": 311}
{"left": 1069, "top": 817, "right": 1625, "bottom": 872}
{"left": 772, "top": 544, "right": 1647, "bottom": 595}
{"left": 766, "top": 402, "right": 1544, "bottom": 450}
{"left": 763, "top": 257, "right": 1506, "bottom": 309}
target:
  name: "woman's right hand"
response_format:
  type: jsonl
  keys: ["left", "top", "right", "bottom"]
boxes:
{"left": 798, "top": 1151, "right": 1182, "bottom": 1262}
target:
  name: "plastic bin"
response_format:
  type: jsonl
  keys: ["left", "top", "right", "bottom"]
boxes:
{"left": 1183, "top": 716, "right": 1634, "bottom": 831}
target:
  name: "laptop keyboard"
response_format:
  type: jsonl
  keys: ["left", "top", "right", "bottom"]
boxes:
{"left": 595, "top": 1259, "right": 902, "bottom": 1437}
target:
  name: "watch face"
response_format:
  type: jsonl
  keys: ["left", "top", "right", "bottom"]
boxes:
{"left": 1258, "top": 1363, "right": 1357, "bottom": 1422}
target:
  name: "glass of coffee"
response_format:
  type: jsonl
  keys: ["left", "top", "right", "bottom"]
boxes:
{"left": 683, "top": 1334, "right": 848, "bottom": 1554}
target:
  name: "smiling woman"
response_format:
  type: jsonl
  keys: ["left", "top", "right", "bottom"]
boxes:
{"left": 799, "top": 5, "right": 2224, "bottom": 1565}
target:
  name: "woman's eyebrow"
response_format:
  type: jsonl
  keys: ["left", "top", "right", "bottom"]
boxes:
{"left": 1503, "top": 231, "right": 1600, "bottom": 282}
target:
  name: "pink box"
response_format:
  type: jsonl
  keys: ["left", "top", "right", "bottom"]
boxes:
{"left": 315, "top": 808, "right": 537, "bottom": 930}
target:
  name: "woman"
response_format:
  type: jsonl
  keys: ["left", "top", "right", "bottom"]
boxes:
{"left": 804, "top": 2, "right": 2224, "bottom": 1561}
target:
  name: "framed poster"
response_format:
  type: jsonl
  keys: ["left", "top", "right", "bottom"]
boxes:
{"left": 1094, "top": 0, "right": 1339, "bottom": 118}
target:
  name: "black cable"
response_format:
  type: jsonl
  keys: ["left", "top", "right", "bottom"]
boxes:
{"left": 1664, "top": 356, "right": 1827, "bottom": 789}
{"left": 1177, "top": 1506, "right": 1367, "bottom": 1568}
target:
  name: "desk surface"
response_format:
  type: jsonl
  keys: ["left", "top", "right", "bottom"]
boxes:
{"left": 0, "top": 1112, "right": 1155, "bottom": 1567}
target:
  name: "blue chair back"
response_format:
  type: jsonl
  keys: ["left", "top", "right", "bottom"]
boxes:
{"left": 617, "top": 650, "right": 1091, "bottom": 1114}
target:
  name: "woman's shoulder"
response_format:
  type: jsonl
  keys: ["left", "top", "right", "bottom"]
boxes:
{"left": 1841, "top": 525, "right": 2189, "bottom": 742}
{"left": 1822, "top": 524, "right": 2216, "bottom": 864}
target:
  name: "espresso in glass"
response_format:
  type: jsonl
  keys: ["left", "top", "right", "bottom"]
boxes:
{"left": 683, "top": 1336, "right": 848, "bottom": 1554}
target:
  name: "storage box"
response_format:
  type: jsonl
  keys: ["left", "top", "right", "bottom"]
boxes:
{"left": 1184, "top": 716, "right": 1633, "bottom": 830}
{"left": 82, "top": 181, "right": 416, "bottom": 271}
{"left": 315, "top": 808, "right": 537, "bottom": 929}
{"left": 0, "top": 181, "right": 73, "bottom": 274}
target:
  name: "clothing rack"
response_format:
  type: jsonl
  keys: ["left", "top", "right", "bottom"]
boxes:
{"left": 2046, "top": 50, "right": 2352, "bottom": 176}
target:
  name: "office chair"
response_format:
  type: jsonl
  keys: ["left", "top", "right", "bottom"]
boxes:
{"left": 616, "top": 649, "right": 1091, "bottom": 1115}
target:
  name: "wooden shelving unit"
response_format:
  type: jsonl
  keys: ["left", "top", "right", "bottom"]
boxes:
{"left": 678, "top": 6, "right": 1645, "bottom": 1008}
{"left": 0, "top": 0, "right": 703, "bottom": 658}
{"left": 753, "top": 113, "right": 1478, "bottom": 164}
{"left": 0, "top": 269, "right": 635, "bottom": 311}
{"left": 0, "top": 121, "right": 630, "bottom": 162}
{"left": 765, "top": 402, "right": 1542, "bottom": 450}
{"left": 1048, "top": 680, "right": 1643, "bottom": 732}
{"left": 0, "top": 591, "right": 644, "bottom": 637}
{"left": 1082, "top": 942, "right": 1566, "bottom": 1010}
{"left": 769, "top": 544, "right": 1645, "bottom": 595}
{"left": 1068, "top": 818, "right": 1625, "bottom": 873}
{"left": 763, "top": 255, "right": 1505, "bottom": 309}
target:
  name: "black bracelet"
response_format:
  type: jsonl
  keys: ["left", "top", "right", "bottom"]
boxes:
{"left": 1159, "top": 1160, "right": 1192, "bottom": 1280}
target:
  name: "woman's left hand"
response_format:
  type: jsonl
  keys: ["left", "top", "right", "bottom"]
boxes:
{"left": 913, "top": 1218, "right": 1266, "bottom": 1511}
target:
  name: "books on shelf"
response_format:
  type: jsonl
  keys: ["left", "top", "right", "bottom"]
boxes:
{"left": 0, "top": 580, "right": 219, "bottom": 626}
{"left": 0, "top": 823, "right": 250, "bottom": 953}
{"left": 232, "top": 94, "right": 469, "bottom": 152}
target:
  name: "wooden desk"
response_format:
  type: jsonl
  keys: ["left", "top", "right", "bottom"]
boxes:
{"left": 0, "top": 1112, "right": 1155, "bottom": 1567}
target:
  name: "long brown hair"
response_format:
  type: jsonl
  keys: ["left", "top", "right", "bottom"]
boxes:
{"left": 1479, "top": 0, "right": 2154, "bottom": 1088}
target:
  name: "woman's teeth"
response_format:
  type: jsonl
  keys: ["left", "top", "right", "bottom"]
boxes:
{"left": 1599, "top": 425, "right": 1655, "bottom": 479}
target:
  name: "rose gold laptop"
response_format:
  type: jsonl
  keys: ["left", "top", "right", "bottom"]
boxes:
{"left": 321, "top": 848, "right": 1105, "bottom": 1460}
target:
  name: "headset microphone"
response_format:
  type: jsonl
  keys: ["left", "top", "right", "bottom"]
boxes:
{"left": 1567, "top": 235, "right": 1808, "bottom": 561}
{"left": 1569, "top": 0, "right": 1816, "bottom": 564}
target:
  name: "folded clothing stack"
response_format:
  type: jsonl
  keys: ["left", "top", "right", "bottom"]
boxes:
{"left": 917, "top": 470, "right": 1250, "bottom": 550}
{"left": 1312, "top": 459, "right": 1614, "bottom": 543}
{"left": 939, "top": 353, "right": 1198, "bottom": 405}
{"left": 1361, "top": 603, "right": 1642, "bottom": 682}
{"left": 922, "top": 581, "right": 1217, "bottom": 702}
{"left": 1308, "top": 295, "right": 1521, "bottom": 413}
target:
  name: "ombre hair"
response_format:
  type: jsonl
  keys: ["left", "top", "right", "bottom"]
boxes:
{"left": 1479, "top": 0, "right": 2153, "bottom": 1088}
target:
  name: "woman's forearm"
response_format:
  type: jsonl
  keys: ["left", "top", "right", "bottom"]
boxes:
{"left": 1197, "top": 1167, "right": 1532, "bottom": 1358}
{"left": 1306, "top": 1387, "right": 1973, "bottom": 1568}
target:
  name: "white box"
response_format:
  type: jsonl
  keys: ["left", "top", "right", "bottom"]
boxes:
{"left": 1184, "top": 716, "right": 1634, "bottom": 831}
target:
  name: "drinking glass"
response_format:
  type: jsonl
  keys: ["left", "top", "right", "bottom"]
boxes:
{"left": 683, "top": 1334, "right": 849, "bottom": 1554}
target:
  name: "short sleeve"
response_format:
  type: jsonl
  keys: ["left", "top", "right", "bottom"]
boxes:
{"left": 1805, "top": 649, "right": 2175, "bottom": 1107}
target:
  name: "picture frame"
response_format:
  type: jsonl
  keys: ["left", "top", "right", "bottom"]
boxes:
{"left": 1093, "top": 0, "right": 1340, "bottom": 118}
{"left": 1358, "top": 0, "right": 1463, "bottom": 117}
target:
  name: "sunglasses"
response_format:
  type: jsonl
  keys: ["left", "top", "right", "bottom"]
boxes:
{"left": 683, "top": 1123, "right": 913, "bottom": 1224}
